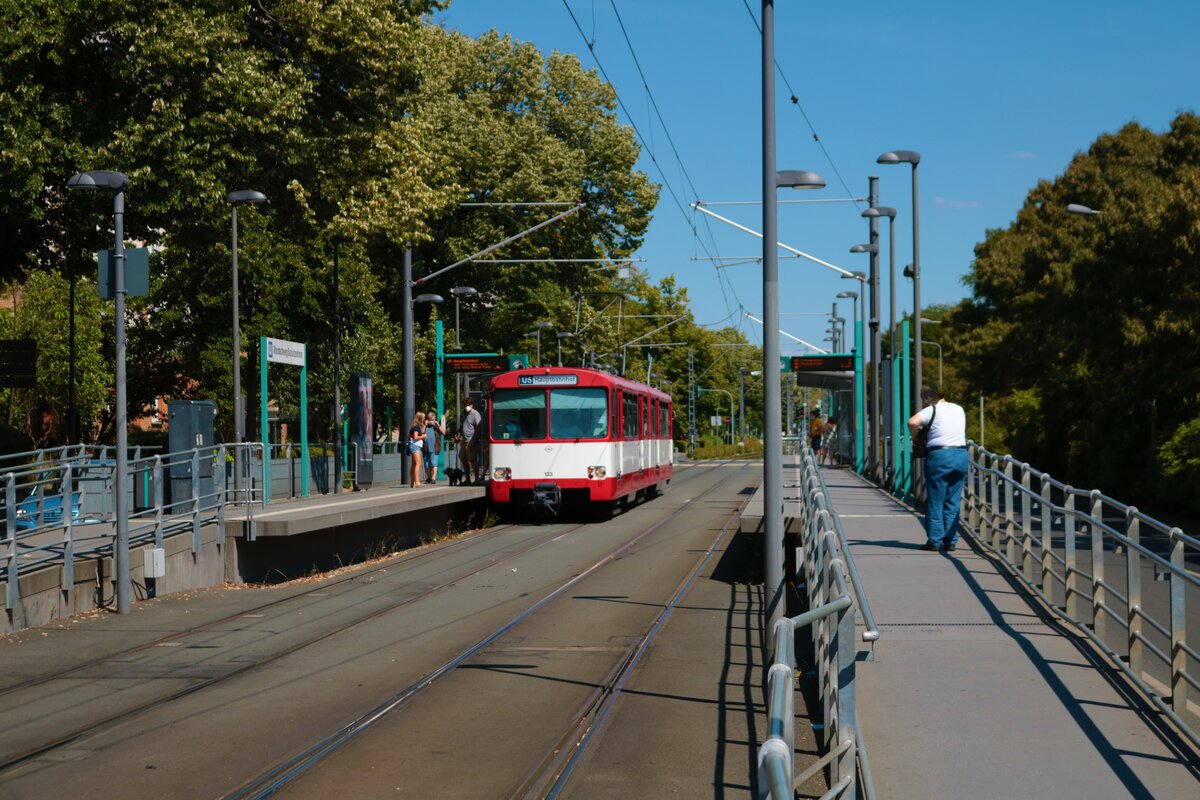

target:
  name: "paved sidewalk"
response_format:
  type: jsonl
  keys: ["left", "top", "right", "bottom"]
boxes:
{"left": 826, "top": 468, "right": 1200, "bottom": 799}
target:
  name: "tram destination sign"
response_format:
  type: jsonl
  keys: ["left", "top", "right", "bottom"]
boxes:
{"left": 790, "top": 354, "right": 854, "bottom": 372}
{"left": 518, "top": 374, "right": 579, "bottom": 387}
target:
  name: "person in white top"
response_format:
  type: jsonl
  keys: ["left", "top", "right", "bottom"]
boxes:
{"left": 908, "top": 385, "right": 968, "bottom": 552}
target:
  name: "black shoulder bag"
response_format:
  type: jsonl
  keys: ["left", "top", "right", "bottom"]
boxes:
{"left": 912, "top": 404, "right": 937, "bottom": 459}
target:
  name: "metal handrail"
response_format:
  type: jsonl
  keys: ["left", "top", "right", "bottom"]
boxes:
{"left": 758, "top": 446, "right": 876, "bottom": 800}
{"left": 3, "top": 443, "right": 265, "bottom": 609}
{"left": 964, "top": 443, "right": 1199, "bottom": 751}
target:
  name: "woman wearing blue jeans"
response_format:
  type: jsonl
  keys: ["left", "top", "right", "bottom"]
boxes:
{"left": 908, "top": 386, "right": 968, "bottom": 552}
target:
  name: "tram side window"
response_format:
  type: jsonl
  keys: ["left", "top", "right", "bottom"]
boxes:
{"left": 491, "top": 389, "right": 546, "bottom": 440}
{"left": 622, "top": 392, "right": 638, "bottom": 439}
{"left": 549, "top": 388, "right": 608, "bottom": 439}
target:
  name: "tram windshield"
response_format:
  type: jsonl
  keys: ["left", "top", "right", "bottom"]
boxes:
{"left": 491, "top": 389, "right": 546, "bottom": 440}
{"left": 549, "top": 388, "right": 608, "bottom": 439}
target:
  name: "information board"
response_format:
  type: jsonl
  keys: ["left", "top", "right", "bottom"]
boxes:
{"left": 791, "top": 354, "right": 855, "bottom": 372}
{"left": 444, "top": 355, "right": 510, "bottom": 373}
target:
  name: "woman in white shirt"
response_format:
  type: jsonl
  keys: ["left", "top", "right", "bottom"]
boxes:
{"left": 908, "top": 385, "right": 968, "bottom": 552}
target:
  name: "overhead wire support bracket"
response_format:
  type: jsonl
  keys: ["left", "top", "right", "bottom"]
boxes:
{"left": 690, "top": 202, "right": 856, "bottom": 279}
{"left": 415, "top": 202, "right": 586, "bottom": 285}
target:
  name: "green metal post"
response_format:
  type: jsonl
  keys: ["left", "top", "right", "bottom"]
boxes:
{"left": 436, "top": 320, "right": 444, "bottom": 477}
{"left": 854, "top": 321, "right": 865, "bottom": 473}
{"left": 341, "top": 404, "right": 348, "bottom": 475}
{"left": 901, "top": 319, "right": 912, "bottom": 497}
{"left": 300, "top": 358, "right": 309, "bottom": 497}
{"left": 259, "top": 336, "right": 269, "bottom": 504}
{"left": 385, "top": 405, "right": 393, "bottom": 454}
{"left": 891, "top": 351, "right": 901, "bottom": 490}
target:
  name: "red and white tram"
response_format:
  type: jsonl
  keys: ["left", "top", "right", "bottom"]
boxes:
{"left": 486, "top": 367, "right": 673, "bottom": 517}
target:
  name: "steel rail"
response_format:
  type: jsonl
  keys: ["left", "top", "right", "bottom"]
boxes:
{"left": 0, "top": 521, "right": 584, "bottom": 772}
{"left": 221, "top": 461, "right": 737, "bottom": 799}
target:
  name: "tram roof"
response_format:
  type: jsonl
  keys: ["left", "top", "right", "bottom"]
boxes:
{"left": 489, "top": 366, "right": 671, "bottom": 401}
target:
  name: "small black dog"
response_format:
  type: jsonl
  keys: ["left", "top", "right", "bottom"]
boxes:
{"left": 444, "top": 467, "right": 465, "bottom": 487}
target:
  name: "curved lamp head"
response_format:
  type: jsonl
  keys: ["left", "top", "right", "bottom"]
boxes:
{"left": 775, "top": 170, "right": 826, "bottom": 190}
{"left": 556, "top": 331, "right": 574, "bottom": 340}
{"left": 450, "top": 286, "right": 478, "bottom": 296}
{"left": 876, "top": 150, "right": 921, "bottom": 165}
{"left": 533, "top": 321, "right": 554, "bottom": 330}
{"left": 836, "top": 291, "right": 858, "bottom": 300}
{"left": 414, "top": 293, "right": 444, "bottom": 304}
{"left": 842, "top": 270, "right": 867, "bottom": 281}
{"left": 1066, "top": 203, "right": 1101, "bottom": 216}
{"left": 861, "top": 206, "right": 897, "bottom": 220}
{"left": 750, "top": 370, "right": 763, "bottom": 377}
{"left": 227, "top": 189, "right": 268, "bottom": 205}
{"left": 68, "top": 170, "right": 129, "bottom": 192}
{"left": 849, "top": 243, "right": 878, "bottom": 254}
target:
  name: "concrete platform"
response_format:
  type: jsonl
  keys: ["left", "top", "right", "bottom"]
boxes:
{"left": 829, "top": 468, "right": 1200, "bottom": 799}
{"left": 223, "top": 484, "right": 485, "bottom": 538}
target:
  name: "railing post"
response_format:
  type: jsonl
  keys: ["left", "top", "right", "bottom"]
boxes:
{"left": 5, "top": 473, "right": 17, "bottom": 610}
{"left": 191, "top": 448, "right": 201, "bottom": 554}
{"left": 153, "top": 455, "right": 164, "bottom": 549}
{"left": 216, "top": 445, "right": 226, "bottom": 548}
{"left": 62, "top": 463, "right": 74, "bottom": 595}
{"left": 1064, "top": 488, "right": 1078, "bottom": 619}
{"left": 1040, "top": 474, "right": 1053, "bottom": 598}
{"left": 1003, "top": 457, "right": 1016, "bottom": 563}
{"left": 1168, "top": 530, "right": 1189, "bottom": 716}
{"left": 1125, "top": 508, "right": 1142, "bottom": 676}
{"left": 966, "top": 445, "right": 978, "bottom": 533}
{"left": 1090, "top": 490, "right": 1106, "bottom": 643}
{"left": 1020, "top": 465, "right": 1033, "bottom": 582}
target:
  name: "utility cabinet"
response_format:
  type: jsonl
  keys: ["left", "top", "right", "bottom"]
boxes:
{"left": 167, "top": 400, "right": 218, "bottom": 510}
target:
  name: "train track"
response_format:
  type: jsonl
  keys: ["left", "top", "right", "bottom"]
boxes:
{"left": 220, "top": 460, "right": 751, "bottom": 799}
{"left": 0, "top": 460, "right": 740, "bottom": 781}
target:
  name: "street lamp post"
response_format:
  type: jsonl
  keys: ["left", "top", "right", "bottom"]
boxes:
{"left": 532, "top": 321, "right": 553, "bottom": 366}
{"left": 877, "top": 150, "right": 923, "bottom": 411}
{"left": 850, "top": 241, "right": 880, "bottom": 476}
{"left": 556, "top": 331, "right": 573, "bottom": 367}
{"left": 450, "top": 286, "right": 477, "bottom": 352}
{"left": 697, "top": 387, "right": 735, "bottom": 446}
{"left": 921, "top": 339, "right": 943, "bottom": 387}
{"left": 763, "top": 0, "right": 826, "bottom": 635}
{"left": 68, "top": 169, "right": 131, "bottom": 614}
{"left": 227, "top": 190, "right": 267, "bottom": 501}
{"left": 402, "top": 244, "right": 442, "bottom": 477}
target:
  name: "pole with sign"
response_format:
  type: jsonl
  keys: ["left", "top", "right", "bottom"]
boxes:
{"left": 260, "top": 336, "right": 308, "bottom": 499}
{"left": 435, "top": 320, "right": 444, "bottom": 477}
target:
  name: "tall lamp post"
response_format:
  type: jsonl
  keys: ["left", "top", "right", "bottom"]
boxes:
{"left": 877, "top": 150, "right": 922, "bottom": 410}
{"left": 850, "top": 243, "right": 879, "bottom": 475}
{"left": 227, "top": 190, "right": 268, "bottom": 501}
{"left": 402, "top": 249, "right": 443, "bottom": 477}
{"left": 531, "top": 321, "right": 553, "bottom": 366}
{"left": 450, "top": 286, "right": 477, "bottom": 351}
{"left": 763, "top": 0, "right": 826, "bottom": 637}
{"left": 68, "top": 170, "right": 132, "bottom": 614}
{"left": 556, "top": 331, "right": 573, "bottom": 366}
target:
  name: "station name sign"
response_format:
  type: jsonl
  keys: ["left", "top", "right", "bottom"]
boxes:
{"left": 790, "top": 354, "right": 854, "bottom": 372}
{"left": 517, "top": 374, "right": 579, "bottom": 387}
{"left": 266, "top": 337, "right": 306, "bottom": 366}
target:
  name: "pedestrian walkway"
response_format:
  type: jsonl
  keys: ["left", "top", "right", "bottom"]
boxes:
{"left": 827, "top": 468, "right": 1200, "bottom": 799}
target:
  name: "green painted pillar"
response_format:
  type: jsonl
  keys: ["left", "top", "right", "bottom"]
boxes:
{"left": 901, "top": 319, "right": 912, "bottom": 497}
{"left": 891, "top": 350, "right": 901, "bottom": 490}
{"left": 300, "top": 358, "right": 309, "bottom": 497}
{"left": 854, "top": 322, "right": 864, "bottom": 473}
{"left": 259, "top": 336, "right": 270, "bottom": 505}
{"left": 436, "top": 320, "right": 444, "bottom": 477}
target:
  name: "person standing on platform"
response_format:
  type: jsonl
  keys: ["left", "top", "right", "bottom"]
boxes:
{"left": 908, "top": 385, "right": 968, "bottom": 551}
{"left": 461, "top": 399, "right": 483, "bottom": 485}
{"left": 424, "top": 411, "right": 444, "bottom": 484}
{"left": 407, "top": 412, "right": 427, "bottom": 488}
{"left": 809, "top": 411, "right": 825, "bottom": 460}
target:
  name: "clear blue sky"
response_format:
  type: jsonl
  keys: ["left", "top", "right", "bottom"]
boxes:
{"left": 437, "top": 1, "right": 1198, "bottom": 355}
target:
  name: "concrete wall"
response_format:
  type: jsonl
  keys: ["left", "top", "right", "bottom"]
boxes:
{"left": 3, "top": 497, "right": 488, "bottom": 635}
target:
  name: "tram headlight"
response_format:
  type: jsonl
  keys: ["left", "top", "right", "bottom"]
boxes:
{"left": 492, "top": 467, "right": 511, "bottom": 480}
{"left": 589, "top": 466, "right": 606, "bottom": 479}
